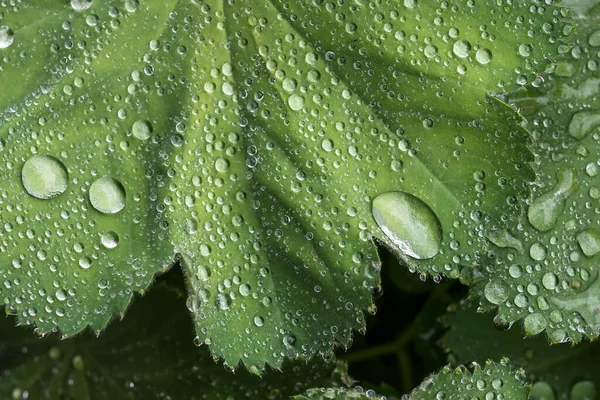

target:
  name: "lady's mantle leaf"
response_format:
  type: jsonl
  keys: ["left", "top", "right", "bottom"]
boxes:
{"left": 0, "top": 0, "right": 564, "bottom": 368}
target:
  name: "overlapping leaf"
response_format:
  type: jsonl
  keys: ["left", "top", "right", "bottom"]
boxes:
{"left": 0, "top": 0, "right": 566, "bottom": 369}
{"left": 441, "top": 301, "right": 600, "bottom": 400}
{"left": 406, "top": 359, "right": 529, "bottom": 400}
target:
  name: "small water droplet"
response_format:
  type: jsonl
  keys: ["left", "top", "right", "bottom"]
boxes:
{"left": 475, "top": 48, "right": 492, "bottom": 64}
{"left": 215, "top": 294, "right": 230, "bottom": 310}
{"left": 484, "top": 280, "right": 509, "bottom": 305}
{"left": 89, "top": 177, "right": 126, "bottom": 214}
{"left": 71, "top": 0, "right": 93, "bottom": 11}
{"left": 186, "top": 295, "right": 200, "bottom": 312}
{"left": 529, "top": 243, "right": 547, "bottom": 261}
{"left": 372, "top": 191, "right": 442, "bottom": 259}
{"left": 22, "top": 155, "right": 69, "bottom": 200}
{"left": 0, "top": 25, "right": 14, "bottom": 49}
{"left": 79, "top": 257, "right": 92, "bottom": 269}
{"left": 523, "top": 313, "right": 547, "bottom": 336}
{"left": 589, "top": 30, "right": 600, "bottom": 47}
{"left": 132, "top": 119, "right": 152, "bottom": 140}
{"left": 288, "top": 94, "right": 304, "bottom": 111}
{"left": 100, "top": 231, "right": 119, "bottom": 249}
{"left": 215, "top": 157, "right": 230, "bottom": 173}
{"left": 452, "top": 40, "right": 471, "bottom": 58}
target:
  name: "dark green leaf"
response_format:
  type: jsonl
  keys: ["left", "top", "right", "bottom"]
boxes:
{"left": 441, "top": 301, "right": 600, "bottom": 400}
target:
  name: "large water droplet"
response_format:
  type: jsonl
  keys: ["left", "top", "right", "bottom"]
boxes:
{"left": 527, "top": 169, "right": 578, "bottom": 232}
{"left": 577, "top": 229, "right": 600, "bottom": 257}
{"left": 288, "top": 94, "right": 304, "bottom": 111}
{"left": 372, "top": 191, "right": 442, "bottom": 259}
{"left": 21, "top": 155, "right": 69, "bottom": 199}
{"left": 475, "top": 48, "right": 492, "bottom": 64}
{"left": 89, "top": 177, "right": 126, "bottom": 214}
{"left": 452, "top": 40, "right": 471, "bottom": 58}
{"left": 0, "top": 25, "right": 14, "bottom": 49}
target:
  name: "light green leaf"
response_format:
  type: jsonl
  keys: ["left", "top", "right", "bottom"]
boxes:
{"left": 468, "top": 1, "right": 600, "bottom": 344}
{"left": 0, "top": 274, "right": 346, "bottom": 400}
{"left": 441, "top": 301, "right": 600, "bottom": 400}
{"left": 407, "top": 360, "right": 529, "bottom": 400}
{"left": 0, "top": 0, "right": 564, "bottom": 369}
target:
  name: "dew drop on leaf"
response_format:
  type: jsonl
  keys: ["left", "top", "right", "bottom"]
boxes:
{"left": 21, "top": 155, "right": 69, "bottom": 200}
{"left": 589, "top": 30, "right": 600, "bottom": 47}
{"left": 453, "top": 40, "right": 471, "bottom": 58}
{"left": 132, "top": 119, "right": 152, "bottom": 141}
{"left": 0, "top": 25, "right": 14, "bottom": 49}
{"left": 100, "top": 231, "right": 119, "bottom": 249}
{"left": 89, "top": 177, "right": 126, "bottom": 214}
{"left": 523, "top": 313, "right": 547, "bottom": 336}
{"left": 484, "top": 280, "right": 509, "bottom": 305}
{"left": 372, "top": 191, "right": 442, "bottom": 260}
{"left": 475, "top": 48, "right": 492, "bottom": 64}
{"left": 288, "top": 94, "right": 304, "bottom": 111}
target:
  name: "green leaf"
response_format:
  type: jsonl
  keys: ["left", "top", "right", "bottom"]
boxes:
{"left": 468, "top": 1, "right": 600, "bottom": 344}
{"left": 407, "top": 360, "right": 529, "bottom": 400}
{"left": 0, "top": 273, "right": 346, "bottom": 400}
{"left": 441, "top": 301, "right": 600, "bottom": 400}
{"left": 294, "top": 387, "right": 386, "bottom": 400}
{"left": 0, "top": 0, "right": 564, "bottom": 369}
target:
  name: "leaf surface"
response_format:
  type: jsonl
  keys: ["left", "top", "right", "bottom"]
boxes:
{"left": 407, "top": 360, "right": 529, "bottom": 400}
{"left": 0, "top": 0, "right": 564, "bottom": 368}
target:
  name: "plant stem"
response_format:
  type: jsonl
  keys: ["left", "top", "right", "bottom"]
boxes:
{"left": 341, "top": 282, "right": 450, "bottom": 363}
